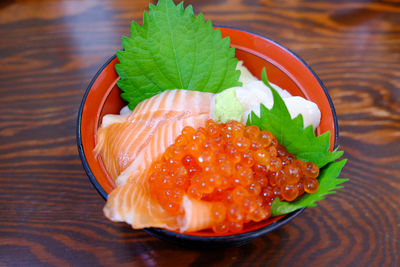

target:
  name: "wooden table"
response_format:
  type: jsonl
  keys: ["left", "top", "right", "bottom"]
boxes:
{"left": 1, "top": 0, "right": 399, "bottom": 266}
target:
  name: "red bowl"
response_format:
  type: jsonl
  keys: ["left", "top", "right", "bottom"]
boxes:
{"left": 77, "top": 26, "right": 338, "bottom": 247}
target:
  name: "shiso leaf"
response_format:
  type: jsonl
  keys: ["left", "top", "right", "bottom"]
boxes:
{"left": 116, "top": 0, "right": 241, "bottom": 109}
{"left": 271, "top": 159, "right": 348, "bottom": 216}
{"left": 247, "top": 68, "right": 343, "bottom": 168}
{"left": 247, "top": 68, "right": 348, "bottom": 215}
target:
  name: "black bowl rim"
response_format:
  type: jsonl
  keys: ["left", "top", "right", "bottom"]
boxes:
{"left": 77, "top": 25, "right": 339, "bottom": 242}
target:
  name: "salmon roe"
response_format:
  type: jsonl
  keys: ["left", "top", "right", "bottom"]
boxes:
{"left": 148, "top": 120, "right": 320, "bottom": 233}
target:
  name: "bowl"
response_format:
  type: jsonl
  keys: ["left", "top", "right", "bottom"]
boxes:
{"left": 77, "top": 26, "right": 338, "bottom": 247}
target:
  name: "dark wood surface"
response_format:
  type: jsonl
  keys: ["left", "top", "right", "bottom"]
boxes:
{"left": 1, "top": 0, "right": 399, "bottom": 266}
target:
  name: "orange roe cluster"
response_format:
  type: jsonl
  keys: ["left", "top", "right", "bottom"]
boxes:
{"left": 149, "top": 120, "right": 320, "bottom": 234}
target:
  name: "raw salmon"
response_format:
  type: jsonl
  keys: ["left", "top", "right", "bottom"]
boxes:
{"left": 95, "top": 90, "right": 213, "bottom": 181}
{"left": 103, "top": 111, "right": 215, "bottom": 231}
{"left": 178, "top": 196, "right": 216, "bottom": 232}
{"left": 104, "top": 176, "right": 219, "bottom": 232}
{"left": 98, "top": 89, "right": 222, "bottom": 232}
{"left": 103, "top": 170, "right": 178, "bottom": 230}
{"left": 115, "top": 113, "right": 209, "bottom": 187}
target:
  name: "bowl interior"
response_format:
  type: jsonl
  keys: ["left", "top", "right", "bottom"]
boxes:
{"left": 78, "top": 26, "right": 337, "bottom": 237}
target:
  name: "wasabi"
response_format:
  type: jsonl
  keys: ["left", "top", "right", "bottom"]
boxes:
{"left": 212, "top": 88, "right": 244, "bottom": 123}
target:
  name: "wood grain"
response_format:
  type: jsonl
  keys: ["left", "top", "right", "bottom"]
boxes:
{"left": 0, "top": 0, "right": 399, "bottom": 266}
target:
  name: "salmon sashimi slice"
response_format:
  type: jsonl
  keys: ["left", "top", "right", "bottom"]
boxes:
{"left": 95, "top": 90, "right": 213, "bottom": 181}
{"left": 100, "top": 89, "right": 221, "bottom": 232}
{"left": 115, "top": 113, "right": 209, "bottom": 187}
{"left": 103, "top": 171, "right": 178, "bottom": 230}
{"left": 104, "top": 180, "right": 218, "bottom": 232}
{"left": 178, "top": 196, "right": 216, "bottom": 232}
{"left": 129, "top": 89, "right": 212, "bottom": 118}
{"left": 103, "top": 112, "right": 219, "bottom": 232}
{"left": 95, "top": 110, "right": 186, "bottom": 179}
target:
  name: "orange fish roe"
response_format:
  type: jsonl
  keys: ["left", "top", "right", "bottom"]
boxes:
{"left": 148, "top": 119, "right": 320, "bottom": 233}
